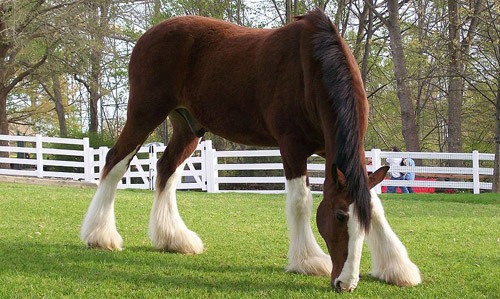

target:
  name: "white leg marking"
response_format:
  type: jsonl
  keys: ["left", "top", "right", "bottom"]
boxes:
{"left": 285, "top": 176, "right": 332, "bottom": 276}
{"left": 366, "top": 190, "right": 421, "bottom": 286}
{"left": 334, "top": 204, "right": 364, "bottom": 292}
{"left": 81, "top": 151, "right": 136, "bottom": 250}
{"left": 149, "top": 163, "right": 204, "bottom": 254}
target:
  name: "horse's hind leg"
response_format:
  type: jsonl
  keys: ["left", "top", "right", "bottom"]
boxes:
{"left": 81, "top": 121, "right": 150, "bottom": 250}
{"left": 80, "top": 85, "right": 175, "bottom": 250}
{"left": 149, "top": 113, "right": 203, "bottom": 254}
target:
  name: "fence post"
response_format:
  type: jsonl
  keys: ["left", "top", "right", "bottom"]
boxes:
{"left": 148, "top": 143, "right": 157, "bottom": 191}
{"left": 472, "top": 150, "right": 480, "bottom": 194}
{"left": 83, "top": 137, "right": 92, "bottom": 183}
{"left": 97, "top": 146, "right": 109, "bottom": 182}
{"left": 35, "top": 134, "right": 43, "bottom": 178}
{"left": 371, "top": 148, "right": 382, "bottom": 194}
{"left": 204, "top": 140, "right": 219, "bottom": 193}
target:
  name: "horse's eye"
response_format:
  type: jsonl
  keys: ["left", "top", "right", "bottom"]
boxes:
{"left": 335, "top": 210, "right": 349, "bottom": 222}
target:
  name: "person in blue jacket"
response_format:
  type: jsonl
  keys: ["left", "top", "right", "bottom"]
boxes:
{"left": 403, "top": 157, "right": 415, "bottom": 193}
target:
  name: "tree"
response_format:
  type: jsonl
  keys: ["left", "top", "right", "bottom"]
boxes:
{"left": 0, "top": 1, "right": 54, "bottom": 136}
{"left": 0, "top": 1, "right": 78, "bottom": 167}
{"left": 165, "top": 0, "right": 248, "bottom": 24}
{"left": 40, "top": 72, "right": 68, "bottom": 137}
{"left": 446, "top": 0, "right": 483, "bottom": 154}
{"left": 1, "top": 0, "right": 497, "bottom": 162}
{"left": 368, "top": 0, "right": 420, "bottom": 151}
{"left": 476, "top": 0, "right": 499, "bottom": 191}
{"left": 70, "top": 0, "right": 139, "bottom": 141}
{"left": 72, "top": 0, "right": 112, "bottom": 134}
{"left": 494, "top": 65, "right": 500, "bottom": 192}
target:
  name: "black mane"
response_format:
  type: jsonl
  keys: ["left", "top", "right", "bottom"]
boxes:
{"left": 308, "top": 9, "right": 371, "bottom": 232}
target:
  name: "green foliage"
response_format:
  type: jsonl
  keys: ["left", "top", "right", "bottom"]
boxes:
{"left": 0, "top": 182, "right": 498, "bottom": 298}
{"left": 87, "top": 131, "right": 117, "bottom": 148}
{"left": 356, "top": 0, "right": 498, "bottom": 153}
{"left": 3, "top": 0, "right": 499, "bottom": 155}
{"left": 151, "top": 0, "right": 249, "bottom": 25}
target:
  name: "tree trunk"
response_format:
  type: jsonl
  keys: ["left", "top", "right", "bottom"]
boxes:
{"left": 0, "top": 6, "right": 9, "bottom": 138}
{"left": 353, "top": 2, "right": 369, "bottom": 61}
{"left": 155, "top": 120, "right": 169, "bottom": 145}
{"left": 88, "top": 35, "right": 101, "bottom": 134}
{"left": 360, "top": 1, "right": 374, "bottom": 84}
{"left": 0, "top": 87, "right": 9, "bottom": 168}
{"left": 89, "top": 86, "right": 100, "bottom": 133}
{"left": 286, "top": 0, "right": 292, "bottom": 23}
{"left": 0, "top": 88, "right": 8, "bottom": 136}
{"left": 415, "top": 0, "right": 426, "bottom": 143}
{"left": 446, "top": 0, "right": 482, "bottom": 159}
{"left": 493, "top": 64, "right": 500, "bottom": 192}
{"left": 86, "top": 1, "right": 110, "bottom": 134}
{"left": 446, "top": 0, "right": 463, "bottom": 154}
{"left": 386, "top": 0, "right": 420, "bottom": 151}
{"left": 51, "top": 74, "right": 67, "bottom": 137}
{"left": 334, "top": 0, "right": 346, "bottom": 29}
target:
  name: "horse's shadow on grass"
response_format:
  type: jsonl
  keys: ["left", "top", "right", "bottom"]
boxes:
{"left": 0, "top": 241, "right": 329, "bottom": 293}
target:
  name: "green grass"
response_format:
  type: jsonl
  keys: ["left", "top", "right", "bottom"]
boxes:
{"left": 0, "top": 182, "right": 498, "bottom": 298}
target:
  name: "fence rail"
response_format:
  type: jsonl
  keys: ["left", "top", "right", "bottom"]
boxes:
{"left": 0, "top": 134, "right": 495, "bottom": 194}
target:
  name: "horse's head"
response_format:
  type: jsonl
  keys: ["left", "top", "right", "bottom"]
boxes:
{"left": 316, "top": 165, "right": 389, "bottom": 292}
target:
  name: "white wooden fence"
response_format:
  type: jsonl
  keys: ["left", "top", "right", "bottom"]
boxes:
{"left": 0, "top": 134, "right": 495, "bottom": 194}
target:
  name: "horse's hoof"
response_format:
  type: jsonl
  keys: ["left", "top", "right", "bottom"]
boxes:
{"left": 333, "top": 278, "right": 357, "bottom": 293}
{"left": 286, "top": 251, "right": 332, "bottom": 276}
{"left": 371, "top": 260, "right": 421, "bottom": 287}
{"left": 151, "top": 228, "right": 204, "bottom": 254}
{"left": 286, "top": 256, "right": 332, "bottom": 276}
{"left": 87, "top": 241, "right": 123, "bottom": 251}
{"left": 83, "top": 231, "right": 123, "bottom": 251}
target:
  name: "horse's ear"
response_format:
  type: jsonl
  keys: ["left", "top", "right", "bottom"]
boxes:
{"left": 332, "top": 164, "right": 347, "bottom": 188}
{"left": 368, "top": 166, "right": 389, "bottom": 189}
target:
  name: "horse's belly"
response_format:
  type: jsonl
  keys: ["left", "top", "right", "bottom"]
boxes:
{"left": 188, "top": 104, "right": 278, "bottom": 147}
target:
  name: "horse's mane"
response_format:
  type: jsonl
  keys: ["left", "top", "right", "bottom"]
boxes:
{"left": 304, "top": 9, "right": 371, "bottom": 232}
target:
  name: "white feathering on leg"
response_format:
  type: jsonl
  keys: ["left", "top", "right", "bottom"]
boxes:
{"left": 149, "top": 163, "right": 204, "bottom": 254}
{"left": 81, "top": 151, "right": 136, "bottom": 250}
{"left": 285, "top": 176, "right": 332, "bottom": 276}
{"left": 366, "top": 190, "right": 421, "bottom": 286}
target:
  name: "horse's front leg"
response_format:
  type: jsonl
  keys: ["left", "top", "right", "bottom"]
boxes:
{"left": 366, "top": 190, "right": 421, "bottom": 286}
{"left": 285, "top": 175, "right": 332, "bottom": 276}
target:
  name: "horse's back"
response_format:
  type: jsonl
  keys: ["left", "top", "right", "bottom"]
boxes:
{"left": 128, "top": 15, "right": 321, "bottom": 147}
{"left": 129, "top": 16, "right": 267, "bottom": 99}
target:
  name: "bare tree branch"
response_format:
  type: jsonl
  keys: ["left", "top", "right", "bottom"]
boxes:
{"left": 5, "top": 54, "right": 47, "bottom": 93}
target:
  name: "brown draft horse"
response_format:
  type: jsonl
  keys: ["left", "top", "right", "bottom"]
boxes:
{"left": 81, "top": 9, "right": 421, "bottom": 292}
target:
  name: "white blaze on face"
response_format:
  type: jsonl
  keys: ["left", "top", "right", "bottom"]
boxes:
{"left": 334, "top": 203, "right": 365, "bottom": 292}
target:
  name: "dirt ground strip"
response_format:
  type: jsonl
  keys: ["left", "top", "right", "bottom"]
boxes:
{"left": 0, "top": 175, "right": 96, "bottom": 188}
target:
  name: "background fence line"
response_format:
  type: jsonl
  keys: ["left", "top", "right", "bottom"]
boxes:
{"left": 0, "top": 134, "right": 494, "bottom": 194}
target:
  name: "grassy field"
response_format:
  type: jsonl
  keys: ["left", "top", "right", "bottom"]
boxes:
{"left": 0, "top": 182, "right": 498, "bottom": 298}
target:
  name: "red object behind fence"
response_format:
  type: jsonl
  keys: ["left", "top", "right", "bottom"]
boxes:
{"left": 381, "top": 178, "right": 436, "bottom": 193}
